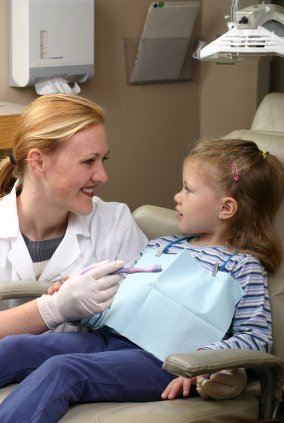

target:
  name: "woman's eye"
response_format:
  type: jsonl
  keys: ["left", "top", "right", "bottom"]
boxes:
{"left": 83, "top": 154, "right": 109, "bottom": 166}
{"left": 84, "top": 158, "right": 96, "bottom": 166}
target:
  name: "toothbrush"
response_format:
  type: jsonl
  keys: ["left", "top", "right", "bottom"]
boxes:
{"left": 79, "top": 264, "right": 162, "bottom": 276}
{"left": 111, "top": 264, "right": 162, "bottom": 275}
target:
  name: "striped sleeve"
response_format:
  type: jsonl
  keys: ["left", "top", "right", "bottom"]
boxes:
{"left": 201, "top": 255, "right": 272, "bottom": 353}
{"left": 147, "top": 237, "right": 272, "bottom": 353}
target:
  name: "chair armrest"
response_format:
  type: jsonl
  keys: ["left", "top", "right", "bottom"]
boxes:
{"left": 163, "top": 349, "right": 284, "bottom": 419}
{"left": 0, "top": 281, "right": 52, "bottom": 300}
{"left": 163, "top": 349, "right": 284, "bottom": 378}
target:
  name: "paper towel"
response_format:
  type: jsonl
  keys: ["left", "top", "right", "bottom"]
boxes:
{"left": 35, "top": 77, "right": 81, "bottom": 95}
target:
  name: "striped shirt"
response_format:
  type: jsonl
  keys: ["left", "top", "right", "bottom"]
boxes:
{"left": 80, "top": 235, "right": 272, "bottom": 354}
{"left": 146, "top": 235, "right": 272, "bottom": 353}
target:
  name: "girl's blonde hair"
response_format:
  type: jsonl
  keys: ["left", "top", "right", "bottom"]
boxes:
{"left": 0, "top": 94, "right": 105, "bottom": 197}
{"left": 185, "top": 138, "right": 284, "bottom": 274}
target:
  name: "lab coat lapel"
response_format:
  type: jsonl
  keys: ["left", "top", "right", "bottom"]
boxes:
{"left": 1, "top": 184, "right": 35, "bottom": 279}
{"left": 8, "top": 236, "right": 35, "bottom": 280}
{"left": 39, "top": 233, "right": 80, "bottom": 280}
{"left": 39, "top": 213, "right": 90, "bottom": 281}
{"left": 0, "top": 183, "right": 20, "bottom": 238}
{"left": 1, "top": 186, "right": 92, "bottom": 281}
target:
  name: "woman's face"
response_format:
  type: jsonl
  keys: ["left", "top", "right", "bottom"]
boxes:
{"left": 40, "top": 123, "right": 109, "bottom": 216}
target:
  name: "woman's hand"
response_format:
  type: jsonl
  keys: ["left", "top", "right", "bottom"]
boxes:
{"left": 47, "top": 261, "right": 114, "bottom": 295}
{"left": 37, "top": 260, "right": 124, "bottom": 329}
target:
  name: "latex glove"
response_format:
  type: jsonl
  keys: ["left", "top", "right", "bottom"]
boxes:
{"left": 197, "top": 368, "right": 247, "bottom": 400}
{"left": 37, "top": 260, "right": 124, "bottom": 329}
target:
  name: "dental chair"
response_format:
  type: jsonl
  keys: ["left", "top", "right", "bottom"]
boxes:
{"left": 0, "top": 92, "right": 284, "bottom": 422}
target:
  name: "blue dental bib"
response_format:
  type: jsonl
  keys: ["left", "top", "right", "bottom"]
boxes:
{"left": 102, "top": 248, "right": 243, "bottom": 361}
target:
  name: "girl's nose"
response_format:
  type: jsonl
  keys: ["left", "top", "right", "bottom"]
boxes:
{"left": 174, "top": 191, "right": 182, "bottom": 204}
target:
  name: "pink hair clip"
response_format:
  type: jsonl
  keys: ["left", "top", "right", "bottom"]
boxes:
{"left": 232, "top": 161, "right": 240, "bottom": 181}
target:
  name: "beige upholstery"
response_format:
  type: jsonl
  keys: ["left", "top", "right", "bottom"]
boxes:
{"left": 251, "top": 92, "right": 284, "bottom": 133}
{"left": 0, "top": 92, "right": 284, "bottom": 422}
{"left": 132, "top": 205, "right": 181, "bottom": 240}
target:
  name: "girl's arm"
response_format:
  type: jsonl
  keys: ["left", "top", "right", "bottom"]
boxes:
{"left": 202, "top": 257, "right": 272, "bottom": 352}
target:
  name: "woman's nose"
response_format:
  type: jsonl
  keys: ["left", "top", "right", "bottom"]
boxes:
{"left": 91, "top": 163, "right": 108, "bottom": 184}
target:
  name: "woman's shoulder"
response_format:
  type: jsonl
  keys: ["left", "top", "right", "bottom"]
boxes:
{"left": 91, "top": 196, "right": 131, "bottom": 216}
{"left": 92, "top": 196, "right": 127, "bottom": 208}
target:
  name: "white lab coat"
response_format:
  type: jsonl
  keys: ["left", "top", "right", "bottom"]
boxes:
{"left": 0, "top": 186, "right": 148, "bottom": 283}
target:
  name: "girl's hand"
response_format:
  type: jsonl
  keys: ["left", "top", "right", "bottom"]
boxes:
{"left": 161, "top": 369, "right": 246, "bottom": 401}
{"left": 47, "top": 281, "right": 63, "bottom": 295}
{"left": 161, "top": 376, "right": 197, "bottom": 400}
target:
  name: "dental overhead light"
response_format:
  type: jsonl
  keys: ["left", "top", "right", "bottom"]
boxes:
{"left": 196, "top": 2, "right": 284, "bottom": 63}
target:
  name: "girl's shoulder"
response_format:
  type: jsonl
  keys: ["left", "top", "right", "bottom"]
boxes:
{"left": 146, "top": 235, "right": 266, "bottom": 275}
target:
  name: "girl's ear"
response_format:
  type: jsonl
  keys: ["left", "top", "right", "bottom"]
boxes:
{"left": 26, "top": 149, "right": 46, "bottom": 176}
{"left": 219, "top": 197, "right": 238, "bottom": 220}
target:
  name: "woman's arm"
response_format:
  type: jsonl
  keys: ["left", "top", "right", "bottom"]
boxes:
{"left": 0, "top": 260, "right": 124, "bottom": 338}
{"left": 0, "top": 300, "right": 48, "bottom": 338}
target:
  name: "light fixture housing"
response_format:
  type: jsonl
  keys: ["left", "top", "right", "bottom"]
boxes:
{"left": 197, "top": 3, "right": 284, "bottom": 63}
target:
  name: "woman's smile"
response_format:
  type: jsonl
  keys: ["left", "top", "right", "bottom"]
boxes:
{"left": 81, "top": 186, "right": 96, "bottom": 197}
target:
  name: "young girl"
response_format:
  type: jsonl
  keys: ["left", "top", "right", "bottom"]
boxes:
{"left": 160, "top": 137, "right": 284, "bottom": 400}
{"left": 0, "top": 138, "right": 283, "bottom": 423}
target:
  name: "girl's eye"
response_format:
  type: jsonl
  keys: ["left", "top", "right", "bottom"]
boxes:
{"left": 184, "top": 186, "right": 192, "bottom": 194}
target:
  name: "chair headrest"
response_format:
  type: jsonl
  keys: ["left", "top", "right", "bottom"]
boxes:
{"left": 251, "top": 92, "right": 284, "bottom": 133}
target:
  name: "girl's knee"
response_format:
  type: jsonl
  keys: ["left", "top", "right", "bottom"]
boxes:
{"left": 34, "top": 355, "right": 87, "bottom": 391}
{"left": 0, "top": 334, "right": 31, "bottom": 354}
{"left": 0, "top": 334, "right": 51, "bottom": 368}
{"left": 41, "top": 354, "right": 79, "bottom": 375}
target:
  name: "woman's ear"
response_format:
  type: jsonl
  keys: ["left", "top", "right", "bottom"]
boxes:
{"left": 219, "top": 197, "right": 238, "bottom": 221}
{"left": 26, "top": 149, "right": 46, "bottom": 176}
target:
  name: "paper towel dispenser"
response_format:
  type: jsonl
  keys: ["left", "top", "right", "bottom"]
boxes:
{"left": 9, "top": 0, "right": 94, "bottom": 87}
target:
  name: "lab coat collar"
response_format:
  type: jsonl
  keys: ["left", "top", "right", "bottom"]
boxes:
{"left": 66, "top": 210, "right": 92, "bottom": 238}
{"left": 39, "top": 211, "right": 93, "bottom": 280}
{"left": 2, "top": 184, "right": 95, "bottom": 280}
{"left": 0, "top": 183, "right": 20, "bottom": 238}
{"left": 7, "top": 225, "right": 84, "bottom": 282}
{"left": 0, "top": 182, "right": 93, "bottom": 239}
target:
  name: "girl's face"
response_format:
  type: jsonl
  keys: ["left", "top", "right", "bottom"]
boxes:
{"left": 174, "top": 159, "right": 226, "bottom": 244}
{"left": 39, "top": 123, "right": 109, "bottom": 216}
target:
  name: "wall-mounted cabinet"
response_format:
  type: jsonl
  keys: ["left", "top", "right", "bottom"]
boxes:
{"left": 0, "top": 102, "right": 26, "bottom": 150}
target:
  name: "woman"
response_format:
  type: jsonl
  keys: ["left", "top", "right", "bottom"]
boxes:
{"left": 0, "top": 94, "right": 147, "bottom": 335}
